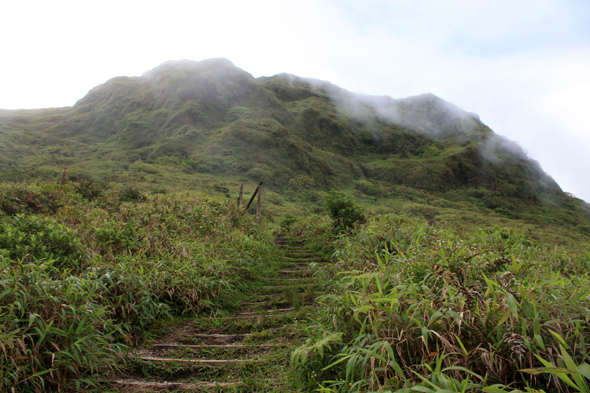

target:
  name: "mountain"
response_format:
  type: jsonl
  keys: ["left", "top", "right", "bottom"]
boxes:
{"left": 1, "top": 58, "right": 589, "bottom": 243}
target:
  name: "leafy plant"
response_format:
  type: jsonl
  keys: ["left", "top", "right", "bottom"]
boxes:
{"left": 290, "top": 213, "right": 590, "bottom": 392}
{"left": 324, "top": 190, "right": 365, "bottom": 231}
{"left": 119, "top": 186, "right": 145, "bottom": 202}
{"left": 291, "top": 331, "right": 344, "bottom": 390}
{"left": 281, "top": 213, "right": 298, "bottom": 229}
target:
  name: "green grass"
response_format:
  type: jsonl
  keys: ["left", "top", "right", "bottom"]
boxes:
{"left": 1, "top": 181, "right": 589, "bottom": 392}
{"left": 0, "top": 182, "right": 278, "bottom": 391}
{"left": 287, "top": 213, "right": 590, "bottom": 392}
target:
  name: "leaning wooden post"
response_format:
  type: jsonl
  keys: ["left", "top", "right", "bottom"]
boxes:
{"left": 256, "top": 183, "right": 262, "bottom": 223}
{"left": 243, "top": 181, "right": 263, "bottom": 215}
{"left": 237, "top": 184, "right": 243, "bottom": 208}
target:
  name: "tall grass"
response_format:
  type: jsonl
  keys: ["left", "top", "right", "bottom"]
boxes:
{"left": 0, "top": 182, "right": 278, "bottom": 392}
{"left": 290, "top": 214, "right": 590, "bottom": 392}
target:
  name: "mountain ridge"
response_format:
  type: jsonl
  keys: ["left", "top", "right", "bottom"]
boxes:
{"left": 0, "top": 58, "right": 588, "bottom": 244}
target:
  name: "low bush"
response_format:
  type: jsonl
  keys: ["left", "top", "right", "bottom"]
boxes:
{"left": 324, "top": 189, "right": 365, "bottom": 231}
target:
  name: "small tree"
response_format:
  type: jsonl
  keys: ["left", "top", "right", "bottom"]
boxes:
{"left": 324, "top": 190, "right": 365, "bottom": 231}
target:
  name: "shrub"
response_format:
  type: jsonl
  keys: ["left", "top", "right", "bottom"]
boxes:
{"left": 324, "top": 190, "right": 364, "bottom": 231}
{"left": 0, "top": 214, "right": 85, "bottom": 271}
{"left": 354, "top": 180, "right": 381, "bottom": 196}
{"left": 280, "top": 213, "right": 298, "bottom": 229}
{"left": 71, "top": 174, "right": 105, "bottom": 200}
{"left": 0, "top": 183, "right": 63, "bottom": 215}
{"left": 119, "top": 186, "right": 145, "bottom": 202}
{"left": 0, "top": 182, "right": 279, "bottom": 390}
{"left": 0, "top": 261, "right": 125, "bottom": 391}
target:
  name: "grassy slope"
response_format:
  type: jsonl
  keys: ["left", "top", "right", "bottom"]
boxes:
{"left": 0, "top": 58, "right": 589, "bottom": 249}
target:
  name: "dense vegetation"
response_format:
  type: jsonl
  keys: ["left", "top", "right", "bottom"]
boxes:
{"left": 1, "top": 58, "right": 588, "bottom": 240}
{"left": 288, "top": 209, "right": 590, "bottom": 392}
{"left": 1, "top": 180, "right": 589, "bottom": 392}
{"left": 0, "top": 182, "right": 276, "bottom": 391}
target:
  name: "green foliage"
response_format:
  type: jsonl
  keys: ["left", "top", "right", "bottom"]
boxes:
{"left": 354, "top": 180, "right": 382, "bottom": 196}
{"left": 291, "top": 331, "right": 344, "bottom": 390}
{"left": 0, "top": 214, "right": 85, "bottom": 271}
{"left": 280, "top": 213, "right": 298, "bottom": 229}
{"left": 0, "top": 182, "right": 278, "bottom": 391}
{"left": 1, "top": 58, "right": 585, "bottom": 246}
{"left": 324, "top": 190, "right": 365, "bottom": 230}
{"left": 68, "top": 173, "right": 108, "bottom": 201}
{"left": 522, "top": 339, "right": 590, "bottom": 393}
{"left": 118, "top": 185, "right": 145, "bottom": 202}
{"left": 290, "top": 214, "right": 590, "bottom": 392}
{"left": 2, "top": 58, "right": 590, "bottom": 391}
{"left": 0, "top": 262, "right": 125, "bottom": 392}
{"left": 0, "top": 182, "right": 63, "bottom": 215}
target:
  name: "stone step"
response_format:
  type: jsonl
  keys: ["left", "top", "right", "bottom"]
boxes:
{"left": 278, "top": 269, "right": 312, "bottom": 275}
{"left": 152, "top": 343, "right": 280, "bottom": 349}
{"left": 139, "top": 356, "right": 260, "bottom": 366}
{"left": 108, "top": 379, "right": 241, "bottom": 390}
{"left": 236, "top": 308, "right": 293, "bottom": 316}
{"left": 107, "top": 236, "right": 319, "bottom": 392}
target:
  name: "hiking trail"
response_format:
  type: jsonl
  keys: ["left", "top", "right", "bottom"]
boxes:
{"left": 106, "top": 235, "right": 325, "bottom": 392}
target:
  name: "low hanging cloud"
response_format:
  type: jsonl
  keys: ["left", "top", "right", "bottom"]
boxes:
{"left": 1, "top": 0, "right": 589, "bottom": 200}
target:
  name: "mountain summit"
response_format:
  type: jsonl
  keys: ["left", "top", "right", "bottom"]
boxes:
{"left": 0, "top": 58, "right": 587, "bottom": 232}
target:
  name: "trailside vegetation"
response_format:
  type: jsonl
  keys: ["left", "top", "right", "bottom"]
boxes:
{"left": 288, "top": 212, "right": 590, "bottom": 392}
{"left": 0, "top": 182, "right": 277, "bottom": 392}
{"left": 324, "top": 189, "right": 365, "bottom": 231}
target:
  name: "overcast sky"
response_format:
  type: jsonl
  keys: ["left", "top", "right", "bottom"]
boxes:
{"left": 1, "top": 0, "right": 589, "bottom": 202}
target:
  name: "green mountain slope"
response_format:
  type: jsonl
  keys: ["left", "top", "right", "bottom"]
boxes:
{"left": 1, "top": 58, "right": 588, "bottom": 244}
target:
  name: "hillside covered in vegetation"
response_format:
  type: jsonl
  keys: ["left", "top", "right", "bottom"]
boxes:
{"left": 1, "top": 58, "right": 588, "bottom": 244}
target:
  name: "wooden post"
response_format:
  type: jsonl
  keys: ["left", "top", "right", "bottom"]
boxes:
{"left": 61, "top": 168, "right": 67, "bottom": 185}
{"left": 243, "top": 181, "right": 263, "bottom": 215}
{"left": 256, "top": 183, "right": 262, "bottom": 223}
{"left": 237, "top": 184, "right": 243, "bottom": 208}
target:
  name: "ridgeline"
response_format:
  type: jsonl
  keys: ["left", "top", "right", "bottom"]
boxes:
{"left": 0, "top": 58, "right": 588, "bottom": 243}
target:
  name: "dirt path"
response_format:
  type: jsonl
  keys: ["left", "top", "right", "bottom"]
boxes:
{"left": 104, "top": 236, "right": 324, "bottom": 392}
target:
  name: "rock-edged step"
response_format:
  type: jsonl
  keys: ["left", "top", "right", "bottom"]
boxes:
{"left": 236, "top": 307, "right": 293, "bottom": 316}
{"left": 108, "top": 379, "right": 241, "bottom": 390}
{"left": 284, "top": 251, "right": 316, "bottom": 256}
{"left": 278, "top": 261, "right": 323, "bottom": 270}
{"left": 260, "top": 277, "right": 316, "bottom": 286}
{"left": 283, "top": 251, "right": 319, "bottom": 256}
{"left": 152, "top": 343, "right": 283, "bottom": 349}
{"left": 252, "top": 291, "right": 307, "bottom": 300}
{"left": 278, "top": 269, "right": 313, "bottom": 276}
{"left": 254, "top": 284, "right": 318, "bottom": 295}
{"left": 138, "top": 357, "right": 259, "bottom": 366}
{"left": 241, "top": 300, "right": 292, "bottom": 309}
{"left": 274, "top": 238, "right": 304, "bottom": 244}
{"left": 284, "top": 256, "right": 317, "bottom": 262}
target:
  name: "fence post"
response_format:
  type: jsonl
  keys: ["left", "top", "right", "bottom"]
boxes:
{"left": 243, "top": 181, "right": 263, "bottom": 215}
{"left": 256, "top": 183, "right": 262, "bottom": 223}
{"left": 61, "top": 168, "right": 67, "bottom": 186}
{"left": 237, "top": 184, "right": 243, "bottom": 208}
